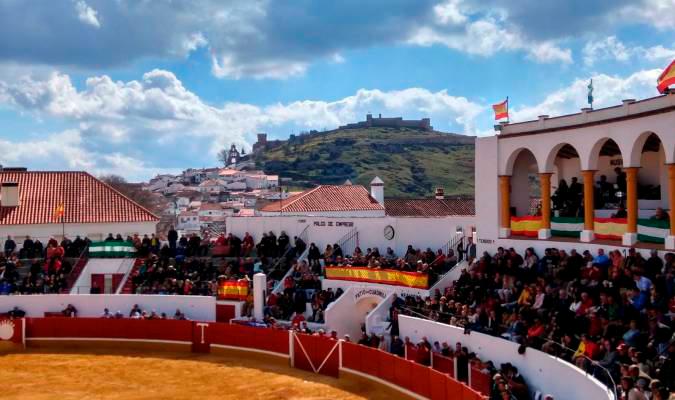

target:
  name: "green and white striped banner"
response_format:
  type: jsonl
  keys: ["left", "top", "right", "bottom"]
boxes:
{"left": 89, "top": 241, "right": 137, "bottom": 257}
{"left": 551, "top": 216, "right": 584, "bottom": 238}
{"left": 637, "top": 219, "right": 670, "bottom": 244}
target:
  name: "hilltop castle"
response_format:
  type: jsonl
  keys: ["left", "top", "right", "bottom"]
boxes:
{"left": 339, "top": 114, "right": 432, "bottom": 131}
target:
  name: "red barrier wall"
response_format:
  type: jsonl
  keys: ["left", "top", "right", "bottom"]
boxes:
{"left": 26, "top": 317, "right": 193, "bottom": 343}
{"left": 433, "top": 353, "right": 455, "bottom": 377}
{"left": 18, "top": 319, "right": 487, "bottom": 400}
{"left": 341, "top": 342, "right": 487, "bottom": 400}
{"left": 470, "top": 365, "right": 492, "bottom": 396}
{"left": 208, "top": 322, "right": 289, "bottom": 355}
{"left": 292, "top": 334, "right": 339, "bottom": 377}
{"left": 215, "top": 304, "right": 236, "bottom": 323}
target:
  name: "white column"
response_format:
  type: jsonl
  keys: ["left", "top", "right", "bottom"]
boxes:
{"left": 253, "top": 272, "right": 266, "bottom": 321}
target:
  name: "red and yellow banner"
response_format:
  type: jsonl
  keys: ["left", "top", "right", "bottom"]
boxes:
{"left": 510, "top": 216, "right": 541, "bottom": 237}
{"left": 492, "top": 99, "right": 508, "bottom": 120}
{"left": 593, "top": 217, "right": 627, "bottom": 240}
{"left": 325, "top": 266, "right": 429, "bottom": 289}
{"left": 657, "top": 59, "right": 675, "bottom": 94}
{"left": 217, "top": 280, "right": 249, "bottom": 301}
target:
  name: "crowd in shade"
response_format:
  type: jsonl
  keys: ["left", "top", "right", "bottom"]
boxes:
{"left": 388, "top": 246, "right": 674, "bottom": 400}
{"left": 3, "top": 303, "right": 190, "bottom": 321}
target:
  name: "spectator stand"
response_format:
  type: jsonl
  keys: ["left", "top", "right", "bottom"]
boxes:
{"left": 270, "top": 224, "right": 311, "bottom": 295}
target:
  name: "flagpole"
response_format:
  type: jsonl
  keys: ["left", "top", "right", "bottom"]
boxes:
{"left": 506, "top": 96, "right": 510, "bottom": 124}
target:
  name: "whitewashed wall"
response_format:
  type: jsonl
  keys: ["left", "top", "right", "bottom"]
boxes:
{"left": 227, "top": 215, "right": 475, "bottom": 257}
{"left": 0, "top": 294, "right": 216, "bottom": 321}
{"left": 399, "top": 315, "right": 614, "bottom": 400}
{"left": 475, "top": 136, "right": 500, "bottom": 243}
{"left": 324, "top": 286, "right": 389, "bottom": 340}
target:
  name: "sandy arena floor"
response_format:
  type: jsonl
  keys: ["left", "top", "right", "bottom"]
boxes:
{"left": 0, "top": 347, "right": 409, "bottom": 400}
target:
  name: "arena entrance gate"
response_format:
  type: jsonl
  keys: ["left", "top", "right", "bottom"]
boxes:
{"left": 291, "top": 332, "right": 340, "bottom": 378}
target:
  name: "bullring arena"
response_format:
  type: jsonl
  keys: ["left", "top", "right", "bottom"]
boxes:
{"left": 3, "top": 94, "right": 675, "bottom": 400}
{"left": 0, "top": 316, "right": 477, "bottom": 400}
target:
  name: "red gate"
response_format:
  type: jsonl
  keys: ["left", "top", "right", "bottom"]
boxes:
{"left": 291, "top": 332, "right": 340, "bottom": 377}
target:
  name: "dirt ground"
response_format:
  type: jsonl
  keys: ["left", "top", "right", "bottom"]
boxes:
{"left": 0, "top": 346, "right": 409, "bottom": 400}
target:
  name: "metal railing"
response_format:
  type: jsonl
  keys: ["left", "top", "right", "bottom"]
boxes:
{"left": 438, "top": 232, "right": 464, "bottom": 261}
{"left": 336, "top": 227, "right": 359, "bottom": 257}
{"left": 271, "top": 225, "right": 310, "bottom": 294}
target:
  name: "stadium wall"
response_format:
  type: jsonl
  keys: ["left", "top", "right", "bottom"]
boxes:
{"left": 228, "top": 215, "right": 475, "bottom": 257}
{"left": 399, "top": 315, "right": 615, "bottom": 400}
{"left": 0, "top": 294, "right": 216, "bottom": 321}
{"left": 4, "top": 317, "right": 487, "bottom": 400}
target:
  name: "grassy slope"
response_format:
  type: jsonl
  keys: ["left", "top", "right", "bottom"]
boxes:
{"left": 256, "top": 127, "right": 475, "bottom": 198}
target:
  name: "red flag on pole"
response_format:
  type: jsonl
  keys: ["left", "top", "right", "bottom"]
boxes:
{"left": 492, "top": 98, "right": 509, "bottom": 120}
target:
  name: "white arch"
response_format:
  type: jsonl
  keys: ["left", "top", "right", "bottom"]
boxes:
{"left": 503, "top": 147, "right": 540, "bottom": 176}
{"left": 583, "top": 137, "right": 629, "bottom": 171}
{"left": 628, "top": 131, "right": 668, "bottom": 167}
{"left": 543, "top": 143, "right": 581, "bottom": 173}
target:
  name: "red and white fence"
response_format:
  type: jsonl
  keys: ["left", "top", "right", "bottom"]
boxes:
{"left": 0, "top": 317, "right": 487, "bottom": 400}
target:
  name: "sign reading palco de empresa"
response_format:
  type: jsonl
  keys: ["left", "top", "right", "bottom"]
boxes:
{"left": 313, "top": 221, "right": 354, "bottom": 227}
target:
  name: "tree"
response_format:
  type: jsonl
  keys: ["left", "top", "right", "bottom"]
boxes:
{"left": 99, "top": 174, "right": 165, "bottom": 215}
{"left": 217, "top": 148, "right": 229, "bottom": 166}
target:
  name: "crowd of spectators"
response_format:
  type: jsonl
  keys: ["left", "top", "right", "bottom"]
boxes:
{"left": 1, "top": 235, "right": 86, "bottom": 295}
{"left": 319, "top": 237, "right": 475, "bottom": 286}
{"left": 389, "top": 245, "right": 674, "bottom": 399}
{"left": 3, "top": 304, "right": 189, "bottom": 321}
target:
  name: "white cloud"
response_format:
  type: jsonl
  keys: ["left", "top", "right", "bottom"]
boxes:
{"left": 583, "top": 36, "right": 633, "bottom": 66}
{"left": 583, "top": 36, "right": 675, "bottom": 66}
{"left": 527, "top": 42, "right": 573, "bottom": 64}
{"left": 615, "top": 0, "right": 675, "bottom": 31}
{"left": 74, "top": 0, "right": 100, "bottom": 29}
{"left": 0, "top": 68, "right": 484, "bottom": 179}
{"left": 511, "top": 69, "right": 662, "bottom": 122}
{"left": 408, "top": 16, "right": 573, "bottom": 64}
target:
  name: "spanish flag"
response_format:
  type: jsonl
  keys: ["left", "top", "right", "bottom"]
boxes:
{"left": 657, "top": 60, "right": 675, "bottom": 94}
{"left": 217, "top": 280, "right": 249, "bottom": 301}
{"left": 53, "top": 202, "right": 65, "bottom": 221}
{"left": 493, "top": 98, "right": 509, "bottom": 120}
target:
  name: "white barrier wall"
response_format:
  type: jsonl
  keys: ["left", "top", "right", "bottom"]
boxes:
{"left": 322, "top": 279, "right": 430, "bottom": 298}
{"left": 324, "top": 286, "right": 391, "bottom": 340}
{"left": 399, "top": 315, "right": 615, "bottom": 400}
{"left": 227, "top": 215, "right": 475, "bottom": 257}
{"left": 365, "top": 292, "right": 395, "bottom": 337}
{"left": 0, "top": 295, "right": 216, "bottom": 322}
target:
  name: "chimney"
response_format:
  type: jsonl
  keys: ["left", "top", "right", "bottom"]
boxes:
{"left": 435, "top": 187, "right": 445, "bottom": 200}
{"left": 370, "top": 176, "right": 384, "bottom": 205}
{"left": 0, "top": 182, "right": 20, "bottom": 207}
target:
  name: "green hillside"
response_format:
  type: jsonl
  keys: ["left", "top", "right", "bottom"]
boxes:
{"left": 254, "top": 127, "right": 475, "bottom": 198}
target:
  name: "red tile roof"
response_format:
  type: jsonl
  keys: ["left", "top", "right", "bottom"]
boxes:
{"left": 385, "top": 197, "right": 475, "bottom": 217}
{"left": 260, "top": 185, "right": 384, "bottom": 213}
{"left": 0, "top": 171, "right": 159, "bottom": 225}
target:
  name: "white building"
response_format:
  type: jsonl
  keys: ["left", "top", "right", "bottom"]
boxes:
{"left": 228, "top": 178, "right": 475, "bottom": 256}
{"left": 475, "top": 93, "right": 675, "bottom": 254}
{"left": 177, "top": 210, "right": 200, "bottom": 233}
{"left": 0, "top": 170, "right": 158, "bottom": 242}
{"left": 198, "top": 179, "right": 225, "bottom": 194}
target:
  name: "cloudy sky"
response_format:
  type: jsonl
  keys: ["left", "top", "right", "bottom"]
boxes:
{"left": 0, "top": 0, "right": 674, "bottom": 181}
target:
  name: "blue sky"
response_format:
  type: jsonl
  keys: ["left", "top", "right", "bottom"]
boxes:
{"left": 0, "top": 0, "right": 674, "bottom": 181}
